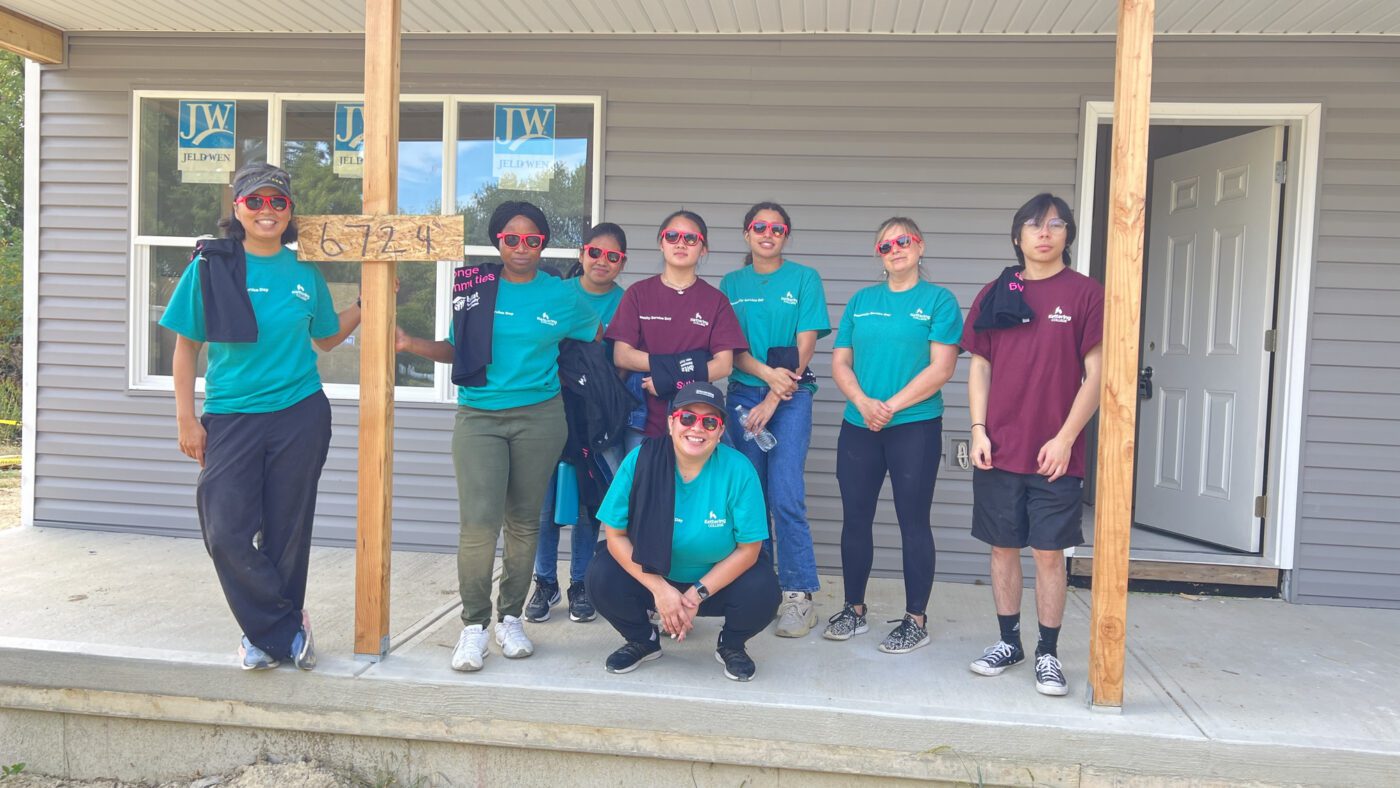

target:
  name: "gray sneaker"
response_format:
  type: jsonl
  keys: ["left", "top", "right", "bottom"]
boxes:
{"left": 775, "top": 592, "right": 816, "bottom": 638}
{"left": 289, "top": 610, "right": 316, "bottom": 670}
{"left": 238, "top": 636, "right": 279, "bottom": 671}
{"left": 821, "top": 604, "right": 869, "bottom": 641}
{"left": 877, "top": 615, "right": 930, "bottom": 654}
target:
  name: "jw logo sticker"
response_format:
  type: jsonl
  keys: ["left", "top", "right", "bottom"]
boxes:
{"left": 493, "top": 104, "right": 556, "bottom": 192}
{"left": 177, "top": 100, "right": 236, "bottom": 184}
{"left": 1049, "top": 306, "right": 1073, "bottom": 323}
{"left": 333, "top": 102, "right": 365, "bottom": 179}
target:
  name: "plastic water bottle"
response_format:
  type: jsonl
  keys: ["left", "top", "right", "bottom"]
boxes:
{"left": 734, "top": 405, "right": 778, "bottom": 452}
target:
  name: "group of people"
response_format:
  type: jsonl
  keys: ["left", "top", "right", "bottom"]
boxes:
{"left": 164, "top": 161, "right": 1102, "bottom": 697}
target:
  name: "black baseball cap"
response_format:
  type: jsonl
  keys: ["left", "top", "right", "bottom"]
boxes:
{"left": 671, "top": 381, "right": 726, "bottom": 416}
{"left": 232, "top": 162, "right": 294, "bottom": 201}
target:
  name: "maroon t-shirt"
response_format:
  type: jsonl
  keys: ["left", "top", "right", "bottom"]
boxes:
{"left": 961, "top": 267, "right": 1104, "bottom": 479}
{"left": 605, "top": 275, "right": 748, "bottom": 435}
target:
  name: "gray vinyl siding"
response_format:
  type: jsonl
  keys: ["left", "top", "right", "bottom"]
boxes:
{"left": 32, "top": 34, "right": 1400, "bottom": 602}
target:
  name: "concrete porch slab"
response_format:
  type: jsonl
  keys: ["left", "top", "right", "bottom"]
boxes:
{"left": 1, "top": 527, "right": 1397, "bottom": 786}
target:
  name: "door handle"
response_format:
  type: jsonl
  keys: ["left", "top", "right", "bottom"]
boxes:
{"left": 1138, "top": 366, "right": 1154, "bottom": 400}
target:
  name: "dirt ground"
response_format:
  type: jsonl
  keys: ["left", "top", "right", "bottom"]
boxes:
{"left": 0, "top": 468, "right": 18, "bottom": 530}
{"left": 0, "top": 760, "right": 384, "bottom": 788}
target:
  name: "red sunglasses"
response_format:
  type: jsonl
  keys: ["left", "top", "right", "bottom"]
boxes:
{"left": 746, "top": 220, "right": 789, "bottom": 237}
{"left": 497, "top": 232, "right": 546, "bottom": 249}
{"left": 235, "top": 194, "right": 293, "bottom": 212}
{"left": 583, "top": 245, "right": 626, "bottom": 265}
{"left": 876, "top": 234, "right": 921, "bottom": 255}
{"left": 673, "top": 409, "right": 723, "bottom": 432}
{"left": 661, "top": 229, "right": 705, "bottom": 247}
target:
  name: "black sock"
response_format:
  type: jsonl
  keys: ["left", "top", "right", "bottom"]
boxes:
{"left": 1037, "top": 623, "right": 1060, "bottom": 657}
{"left": 997, "top": 613, "right": 1022, "bottom": 649}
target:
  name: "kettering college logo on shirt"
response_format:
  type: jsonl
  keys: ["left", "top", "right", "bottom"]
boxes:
{"left": 781, "top": 291, "right": 798, "bottom": 306}
{"left": 690, "top": 312, "right": 709, "bottom": 327}
{"left": 537, "top": 311, "right": 558, "bottom": 327}
{"left": 291, "top": 284, "right": 310, "bottom": 302}
{"left": 909, "top": 307, "right": 930, "bottom": 322}
{"left": 704, "top": 510, "right": 727, "bottom": 528}
{"left": 1049, "top": 306, "right": 1073, "bottom": 323}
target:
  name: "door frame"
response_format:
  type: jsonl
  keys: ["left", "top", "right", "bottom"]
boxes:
{"left": 1074, "top": 101, "right": 1323, "bottom": 574}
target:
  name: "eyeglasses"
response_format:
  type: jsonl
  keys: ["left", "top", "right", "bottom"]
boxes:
{"left": 673, "top": 409, "right": 723, "bottom": 432}
{"left": 583, "top": 245, "right": 626, "bottom": 265}
{"left": 235, "top": 194, "right": 292, "bottom": 212}
{"left": 661, "top": 229, "right": 705, "bottom": 247}
{"left": 497, "top": 232, "right": 546, "bottom": 249}
{"left": 875, "top": 234, "right": 921, "bottom": 255}
{"left": 746, "top": 220, "right": 789, "bottom": 237}
{"left": 1023, "top": 218, "right": 1070, "bottom": 234}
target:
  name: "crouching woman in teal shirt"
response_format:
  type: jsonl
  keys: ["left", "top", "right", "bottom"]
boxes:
{"left": 160, "top": 163, "right": 362, "bottom": 672}
{"left": 585, "top": 382, "right": 780, "bottom": 682}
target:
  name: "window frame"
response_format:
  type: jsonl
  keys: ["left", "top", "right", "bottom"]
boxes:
{"left": 128, "top": 90, "right": 604, "bottom": 405}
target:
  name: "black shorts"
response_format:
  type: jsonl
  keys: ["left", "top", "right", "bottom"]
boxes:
{"left": 971, "top": 467, "right": 1085, "bottom": 551}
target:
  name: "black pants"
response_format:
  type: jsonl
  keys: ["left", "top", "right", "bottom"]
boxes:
{"left": 197, "top": 391, "right": 332, "bottom": 660}
{"left": 586, "top": 546, "right": 780, "bottom": 648}
{"left": 836, "top": 418, "right": 942, "bottom": 615}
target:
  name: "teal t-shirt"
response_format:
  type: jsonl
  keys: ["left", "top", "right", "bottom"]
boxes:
{"left": 573, "top": 278, "right": 624, "bottom": 330}
{"left": 833, "top": 280, "right": 963, "bottom": 428}
{"left": 720, "top": 260, "right": 832, "bottom": 392}
{"left": 159, "top": 247, "right": 339, "bottom": 414}
{"left": 450, "top": 271, "right": 598, "bottom": 410}
{"left": 597, "top": 443, "right": 769, "bottom": 584}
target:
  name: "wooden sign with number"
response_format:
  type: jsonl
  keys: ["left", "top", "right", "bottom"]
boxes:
{"left": 295, "top": 214, "right": 465, "bottom": 262}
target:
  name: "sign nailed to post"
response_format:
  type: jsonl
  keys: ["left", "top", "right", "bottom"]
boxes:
{"left": 295, "top": 214, "right": 465, "bottom": 263}
{"left": 178, "top": 99, "right": 236, "bottom": 184}
{"left": 334, "top": 102, "right": 365, "bottom": 179}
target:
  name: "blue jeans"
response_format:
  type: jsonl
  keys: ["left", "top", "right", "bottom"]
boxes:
{"left": 726, "top": 383, "right": 820, "bottom": 593}
{"left": 534, "top": 444, "right": 623, "bottom": 585}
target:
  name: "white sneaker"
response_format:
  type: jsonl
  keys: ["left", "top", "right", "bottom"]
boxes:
{"left": 775, "top": 591, "right": 817, "bottom": 638}
{"left": 451, "top": 624, "right": 490, "bottom": 672}
{"left": 494, "top": 615, "right": 535, "bottom": 659}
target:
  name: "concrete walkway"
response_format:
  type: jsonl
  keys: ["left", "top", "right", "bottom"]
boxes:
{"left": 1, "top": 526, "right": 1396, "bottom": 786}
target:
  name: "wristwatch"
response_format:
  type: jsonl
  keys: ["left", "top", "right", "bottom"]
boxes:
{"left": 692, "top": 582, "right": 711, "bottom": 601}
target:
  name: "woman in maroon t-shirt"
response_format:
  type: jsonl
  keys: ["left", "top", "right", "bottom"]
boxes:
{"left": 606, "top": 210, "right": 747, "bottom": 444}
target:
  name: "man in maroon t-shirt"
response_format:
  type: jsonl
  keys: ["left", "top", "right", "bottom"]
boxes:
{"left": 959, "top": 193, "right": 1103, "bottom": 697}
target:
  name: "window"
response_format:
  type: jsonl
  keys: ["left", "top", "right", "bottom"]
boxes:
{"left": 131, "top": 93, "right": 602, "bottom": 402}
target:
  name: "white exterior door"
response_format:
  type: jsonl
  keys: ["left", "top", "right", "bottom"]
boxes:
{"left": 1135, "top": 127, "right": 1283, "bottom": 552}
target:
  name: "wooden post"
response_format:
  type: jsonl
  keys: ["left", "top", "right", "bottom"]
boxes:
{"left": 354, "top": 0, "right": 401, "bottom": 661}
{"left": 1088, "top": 0, "right": 1154, "bottom": 708}
{"left": 0, "top": 6, "right": 64, "bottom": 65}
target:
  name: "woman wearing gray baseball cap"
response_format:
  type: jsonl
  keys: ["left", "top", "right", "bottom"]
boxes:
{"left": 159, "top": 161, "right": 363, "bottom": 672}
{"left": 585, "top": 381, "right": 781, "bottom": 681}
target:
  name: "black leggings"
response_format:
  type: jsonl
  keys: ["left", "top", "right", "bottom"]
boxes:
{"left": 836, "top": 418, "right": 942, "bottom": 616}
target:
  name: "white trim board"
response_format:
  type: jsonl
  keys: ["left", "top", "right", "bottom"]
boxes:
{"left": 1074, "top": 101, "right": 1323, "bottom": 576}
{"left": 20, "top": 60, "right": 40, "bottom": 528}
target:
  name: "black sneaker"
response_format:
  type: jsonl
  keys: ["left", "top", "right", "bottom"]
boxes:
{"left": 714, "top": 644, "right": 756, "bottom": 681}
{"left": 524, "top": 576, "right": 561, "bottom": 623}
{"left": 877, "top": 615, "right": 930, "bottom": 654}
{"left": 605, "top": 633, "right": 662, "bottom": 674}
{"left": 1034, "top": 652, "right": 1069, "bottom": 696}
{"left": 821, "top": 604, "right": 869, "bottom": 641}
{"left": 567, "top": 582, "right": 596, "bottom": 622}
{"left": 970, "top": 640, "right": 1026, "bottom": 676}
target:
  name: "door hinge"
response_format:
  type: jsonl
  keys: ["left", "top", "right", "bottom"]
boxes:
{"left": 1264, "top": 329, "right": 1278, "bottom": 352}
{"left": 1274, "top": 161, "right": 1287, "bottom": 184}
{"left": 1254, "top": 495, "right": 1268, "bottom": 518}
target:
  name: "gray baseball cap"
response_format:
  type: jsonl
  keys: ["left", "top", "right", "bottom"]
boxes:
{"left": 232, "top": 162, "right": 294, "bottom": 201}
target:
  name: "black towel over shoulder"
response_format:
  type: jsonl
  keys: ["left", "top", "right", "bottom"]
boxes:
{"left": 195, "top": 238, "right": 258, "bottom": 343}
{"left": 973, "top": 265, "right": 1034, "bottom": 332}
{"left": 450, "top": 263, "right": 503, "bottom": 388}
{"left": 626, "top": 436, "right": 677, "bottom": 577}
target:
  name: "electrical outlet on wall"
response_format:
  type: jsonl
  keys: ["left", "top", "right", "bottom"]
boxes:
{"left": 945, "top": 432, "right": 972, "bottom": 473}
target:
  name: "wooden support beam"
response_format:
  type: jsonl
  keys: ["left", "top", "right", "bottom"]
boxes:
{"left": 354, "top": 0, "right": 401, "bottom": 661}
{"left": 1088, "top": 0, "right": 1154, "bottom": 709}
{"left": 0, "top": 6, "right": 63, "bottom": 64}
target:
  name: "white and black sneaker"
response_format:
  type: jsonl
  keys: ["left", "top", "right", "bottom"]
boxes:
{"left": 1034, "top": 652, "right": 1069, "bottom": 696}
{"left": 524, "top": 576, "right": 561, "bottom": 622}
{"left": 606, "top": 630, "right": 662, "bottom": 674}
{"left": 877, "top": 615, "right": 930, "bottom": 654}
{"left": 970, "top": 640, "right": 1026, "bottom": 676}
{"left": 821, "top": 604, "right": 869, "bottom": 641}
